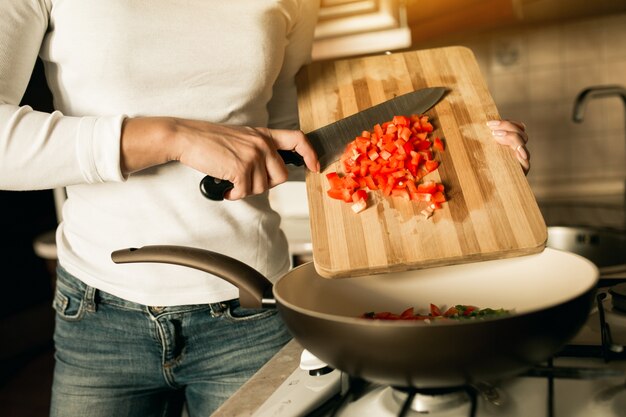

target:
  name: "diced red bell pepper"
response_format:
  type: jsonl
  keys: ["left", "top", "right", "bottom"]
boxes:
{"left": 430, "top": 303, "right": 442, "bottom": 316}
{"left": 350, "top": 189, "right": 368, "bottom": 213}
{"left": 433, "top": 137, "right": 445, "bottom": 152}
{"left": 325, "top": 113, "right": 447, "bottom": 214}
{"left": 417, "top": 181, "right": 437, "bottom": 194}
{"left": 392, "top": 115, "right": 410, "bottom": 127}
{"left": 424, "top": 160, "right": 439, "bottom": 173}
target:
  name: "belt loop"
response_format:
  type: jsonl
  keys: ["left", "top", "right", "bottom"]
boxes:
{"left": 208, "top": 301, "right": 229, "bottom": 317}
{"left": 83, "top": 285, "right": 97, "bottom": 312}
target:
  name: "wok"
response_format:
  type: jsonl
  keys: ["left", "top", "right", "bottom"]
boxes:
{"left": 111, "top": 246, "right": 598, "bottom": 388}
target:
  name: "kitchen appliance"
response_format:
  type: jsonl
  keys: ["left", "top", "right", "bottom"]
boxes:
{"left": 111, "top": 245, "right": 597, "bottom": 390}
{"left": 248, "top": 286, "right": 626, "bottom": 417}
{"left": 547, "top": 226, "right": 626, "bottom": 276}
{"left": 295, "top": 46, "right": 547, "bottom": 278}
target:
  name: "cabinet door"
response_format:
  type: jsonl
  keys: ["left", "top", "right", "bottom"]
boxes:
{"left": 406, "top": 0, "right": 518, "bottom": 44}
{"left": 312, "top": 0, "right": 411, "bottom": 60}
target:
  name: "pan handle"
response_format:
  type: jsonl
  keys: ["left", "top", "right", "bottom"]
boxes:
{"left": 111, "top": 245, "right": 275, "bottom": 308}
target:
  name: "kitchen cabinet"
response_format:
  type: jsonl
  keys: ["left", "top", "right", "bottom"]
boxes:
{"left": 406, "top": 0, "right": 519, "bottom": 45}
{"left": 312, "top": 0, "right": 411, "bottom": 60}
{"left": 516, "top": 0, "right": 626, "bottom": 23}
{"left": 311, "top": 0, "right": 518, "bottom": 60}
{"left": 405, "top": 0, "right": 626, "bottom": 45}
{"left": 311, "top": 0, "right": 626, "bottom": 61}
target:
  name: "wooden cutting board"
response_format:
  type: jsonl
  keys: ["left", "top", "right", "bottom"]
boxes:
{"left": 296, "top": 46, "right": 547, "bottom": 278}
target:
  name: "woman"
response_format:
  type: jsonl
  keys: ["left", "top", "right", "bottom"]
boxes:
{"left": 0, "top": 1, "right": 529, "bottom": 416}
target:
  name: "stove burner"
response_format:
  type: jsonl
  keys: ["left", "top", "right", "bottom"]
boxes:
{"left": 302, "top": 287, "right": 626, "bottom": 417}
{"left": 391, "top": 386, "right": 475, "bottom": 415}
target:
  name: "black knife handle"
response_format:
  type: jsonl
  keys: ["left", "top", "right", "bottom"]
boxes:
{"left": 276, "top": 149, "right": 305, "bottom": 167}
{"left": 199, "top": 176, "right": 234, "bottom": 201}
{"left": 199, "top": 150, "right": 305, "bottom": 201}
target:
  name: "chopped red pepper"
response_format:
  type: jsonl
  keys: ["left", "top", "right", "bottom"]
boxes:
{"left": 433, "top": 137, "right": 445, "bottom": 152}
{"left": 325, "top": 114, "right": 447, "bottom": 216}
{"left": 350, "top": 189, "right": 368, "bottom": 213}
{"left": 430, "top": 303, "right": 442, "bottom": 317}
{"left": 361, "top": 304, "right": 511, "bottom": 321}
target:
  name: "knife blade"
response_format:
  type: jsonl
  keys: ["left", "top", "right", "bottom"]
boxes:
{"left": 200, "top": 86, "right": 447, "bottom": 200}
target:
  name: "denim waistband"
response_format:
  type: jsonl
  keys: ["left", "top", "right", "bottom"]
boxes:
{"left": 55, "top": 264, "right": 237, "bottom": 315}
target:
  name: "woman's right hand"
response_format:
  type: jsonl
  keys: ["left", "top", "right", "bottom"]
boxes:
{"left": 120, "top": 117, "right": 319, "bottom": 200}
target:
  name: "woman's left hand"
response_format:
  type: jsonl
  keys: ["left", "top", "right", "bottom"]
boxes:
{"left": 486, "top": 120, "right": 530, "bottom": 175}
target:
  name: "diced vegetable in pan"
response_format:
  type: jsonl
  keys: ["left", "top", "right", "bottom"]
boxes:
{"left": 361, "top": 304, "right": 511, "bottom": 321}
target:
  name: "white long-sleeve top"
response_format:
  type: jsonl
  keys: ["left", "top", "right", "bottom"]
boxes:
{"left": 0, "top": 0, "right": 319, "bottom": 306}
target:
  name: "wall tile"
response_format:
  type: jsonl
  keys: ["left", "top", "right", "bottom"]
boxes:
{"left": 527, "top": 26, "right": 562, "bottom": 68}
{"left": 602, "top": 96, "right": 626, "bottom": 131}
{"left": 539, "top": 135, "right": 573, "bottom": 182}
{"left": 490, "top": 32, "right": 528, "bottom": 74}
{"left": 571, "top": 128, "right": 614, "bottom": 178}
{"left": 562, "top": 19, "right": 604, "bottom": 66}
{"left": 529, "top": 101, "right": 570, "bottom": 135}
{"left": 491, "top": 71, "right": 528, "bottom": 105}
{"left": 600, "top": 130, "right": 626, "bottom": 176}
{"left": 604, "top": 14, "right": 626, "bottom": 60}
{"left": 528, "top": 67, "right": 564, "bottom": 102}
{"left": 496, "top": 102, "right": 532, "bottom": 127}
{"left": 604, "top": 57, "right": 626, "bottom": 85}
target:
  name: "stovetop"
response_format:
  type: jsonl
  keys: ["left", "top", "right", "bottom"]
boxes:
{"left": 252, "top": 284, "right": 626, "bottom": 417}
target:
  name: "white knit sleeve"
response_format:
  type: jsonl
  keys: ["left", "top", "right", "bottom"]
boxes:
{"left": 266, "top": 0, "right": 320, "bottom": 130}
{"left": 0, "top": 0, "right": 126, "bottom": 191}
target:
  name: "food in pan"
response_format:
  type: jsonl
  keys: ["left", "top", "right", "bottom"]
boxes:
{"left": 325, "top": 114, "right": 446, "bottom": 217}
{"left": 361, "top": 303, "right": 511, "bottom": 321}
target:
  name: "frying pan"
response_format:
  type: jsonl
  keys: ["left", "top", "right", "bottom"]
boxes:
{"left": 111, "top": 246, "right": 598, "bottom": 388}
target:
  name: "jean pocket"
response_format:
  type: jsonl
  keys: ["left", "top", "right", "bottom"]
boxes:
{"left": 52, "top": 282, "right": 86, "bottom": 321}
{"left": 224, "top": 301, "right": 277, "bottom": 323}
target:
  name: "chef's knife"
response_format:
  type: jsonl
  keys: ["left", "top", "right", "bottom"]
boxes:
{"left": 199, "top": 86, "right": 447, "bottom": 200}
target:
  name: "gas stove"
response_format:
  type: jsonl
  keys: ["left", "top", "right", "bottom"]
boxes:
{"left": 253, "top": 282, "right": 626, "bottom": 417}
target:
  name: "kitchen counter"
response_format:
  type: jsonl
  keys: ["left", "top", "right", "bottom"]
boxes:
{"left": 212, "top": 339, "right": 303, "bottom": 417}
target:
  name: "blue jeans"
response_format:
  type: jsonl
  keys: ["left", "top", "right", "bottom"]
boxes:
{"left": 50, "top": 266, "right": 292, "bottom": 417}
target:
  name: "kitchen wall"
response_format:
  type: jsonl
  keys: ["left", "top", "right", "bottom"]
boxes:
{"left": 412, "top": 12, "right": 626, "bottom": 229}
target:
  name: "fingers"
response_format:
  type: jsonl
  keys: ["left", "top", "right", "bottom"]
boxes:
{"left": 227, "top": 127, "right": 319, "bottom": 200}
{"left": 486, "top": 119, "right": 530, "bottom": 174}
{"left": 226, "top": 128, "right": 277, "bottom": 200}
{"left": 270, "top": 128, "right": 320, "bottom": 173}
{"left": 174, "top": 118, "right": 320, "bottom": 200}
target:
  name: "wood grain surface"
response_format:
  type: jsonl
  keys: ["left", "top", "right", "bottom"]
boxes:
{"left": 296, "top": 46, "right": 547, "bottom": 278}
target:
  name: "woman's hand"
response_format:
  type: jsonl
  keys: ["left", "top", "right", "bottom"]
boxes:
{"left": 486, "top": 120, "right": 530, "bottom": 174}
{"left": 120, "top": 117, "right": 319, "bottom": 200}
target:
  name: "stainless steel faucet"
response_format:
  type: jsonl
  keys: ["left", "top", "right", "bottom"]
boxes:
{"left": 572, "top": 85, "right": 626, "bottom": 123}
{"left": 572, "top": 85, "right": 626, "bottom": 229}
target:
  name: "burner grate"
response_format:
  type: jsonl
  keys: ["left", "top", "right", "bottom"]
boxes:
{"left": 395, "top": 386, "right": 478, "bottom": 417}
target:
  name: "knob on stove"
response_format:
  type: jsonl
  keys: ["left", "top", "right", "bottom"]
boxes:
{"left": 300, "top": 349, "right": 334, "bottom": 376}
